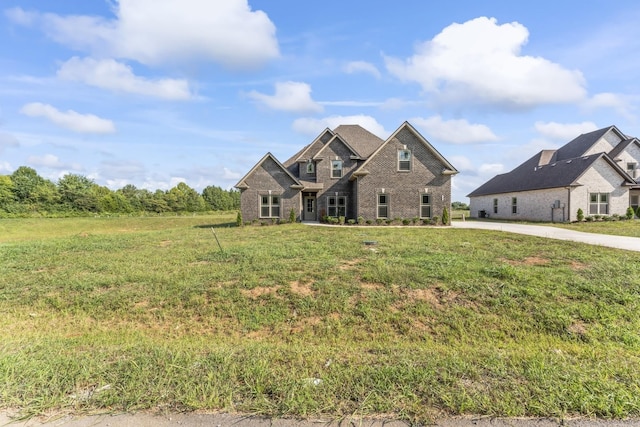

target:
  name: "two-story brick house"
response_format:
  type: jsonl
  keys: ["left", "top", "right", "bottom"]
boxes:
{"left": 235, "top": 121, "right": 458, "bottom": 223}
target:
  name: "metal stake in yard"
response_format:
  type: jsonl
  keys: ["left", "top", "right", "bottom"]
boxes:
{"left": 211, "top": 227, "right": 224, "bottom": 253}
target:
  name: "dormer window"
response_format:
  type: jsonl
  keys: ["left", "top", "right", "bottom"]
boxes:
{"left": 398, "top": 149, "right": 411, "bottom": 171}
{"left": 306, "top": 162, "right": 315, "bottom": 174}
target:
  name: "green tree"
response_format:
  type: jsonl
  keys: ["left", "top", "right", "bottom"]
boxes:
{"left": 117, "top": 184, "right": 143, "bottom": 211}
{"left": 11, "top": 166, "right": 43, "bottom": 201}
{"left": 166, "top": 182, "right": 206, "bottom": 212}
{"left": 57, "top": 174, "right": 99, "bottom": 212}
{"left": 0, "top": 175, "right": 17, "bottom": 213}
{"left": 577, "top": 208, "right": 584, "bottom": 222}
{"left": 442, "top": 207, "right": 449, "bottom": 225}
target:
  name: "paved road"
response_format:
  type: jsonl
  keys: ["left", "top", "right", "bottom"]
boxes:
{"left": 452, "top": 220, "right": 640, "bottom": 252}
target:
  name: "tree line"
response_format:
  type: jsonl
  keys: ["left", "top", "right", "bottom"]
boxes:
{"left": 0, "top": 166, "right": 240, "bottom": 217}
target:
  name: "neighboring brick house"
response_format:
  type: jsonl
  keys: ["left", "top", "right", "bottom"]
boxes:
{"left": 235, "top": 122, "right": 458, "bottom": 223}
{"left": 467, "top": 125, "right": 640, "bottom": 222}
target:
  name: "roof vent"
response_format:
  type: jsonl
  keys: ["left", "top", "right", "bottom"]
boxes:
{"left": 566, "top": 160, "right": 572, "bottom": 163}
{"left": 551, "top": 163, "right": 556, "bottom": 167}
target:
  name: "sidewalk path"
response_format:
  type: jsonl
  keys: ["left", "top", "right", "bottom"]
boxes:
{"left": 452, "top": 221, "right": 640, "bottom": 252}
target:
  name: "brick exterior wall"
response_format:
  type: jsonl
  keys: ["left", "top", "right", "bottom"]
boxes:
{"left": 469, "top": 188, "right": 568, "bottom": 222}
{"left": 355, "top": 128, "right": 452, "bottom": 221}
{"left": 469, "top": 157, "right": 631, "bottom": 222}
{"left": 239, "top": 157, "right": 301, "bottom": 223}
{"left": 570, "top": 158, "right": 629, "bottom": 219}
{"left": 314, "top": 139, "right": 359, "bottom": 219}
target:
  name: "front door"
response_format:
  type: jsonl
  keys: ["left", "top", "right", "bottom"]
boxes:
{"left": 303, "top": 196, "right": 316, "bottom": 221}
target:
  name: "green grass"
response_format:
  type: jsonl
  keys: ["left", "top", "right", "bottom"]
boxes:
{"left": 1, "top": 215, "right": 640, "bottom": 422}
{"left": 552, "top": 219, "right": 640, "bottom": 238}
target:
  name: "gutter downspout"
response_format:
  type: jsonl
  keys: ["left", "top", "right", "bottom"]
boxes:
{"left": 567, "top": 187, "right": 571, "bottom": 222}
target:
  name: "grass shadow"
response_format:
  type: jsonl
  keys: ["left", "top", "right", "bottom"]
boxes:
{"left": 193, "top": 222, "right": 237, "bottom": 229}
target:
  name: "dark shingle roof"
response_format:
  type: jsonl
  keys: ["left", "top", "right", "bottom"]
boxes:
{"left": 608, "top": 138, "right": 639, "bottom": 160}
{"left": 333, "top": 125, "right": 384, "bottom": 158}
{"left": 554, "top": 126, "right": 613, "bottom": 161}
{"left": 467, "top": 152, "right": 603, "bottom": 197}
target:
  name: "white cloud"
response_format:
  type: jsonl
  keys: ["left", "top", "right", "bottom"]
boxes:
{"left": 247, "top": 81, "right": 323, "bottom": 113}
{"left": 534, "top": 121, "right": 598, "bottom": 141}
{"left": 479, "top": 163, "right": 504, "bottom": 175}
{"left": 0, "top": 132, "right": 20, "bottom": 152}
{"left": 344, "top": 61, "right": 381, "bottom": 79}
{"left": 448, "top": 155, "right": 474, "bottom": 172}
{"left": 292, "top": 115, "right": 387, "bottom": 138}
{"left": 222, "top": 167, "right": 241, "bottom": 180}
{"left": 385, "top": 17, "right": 587, "bottom": 109}
{"left": 57, "top": 57, "right": 193, "bottom": 100}
{"left": 10, "top": 0, "right": 279, "bottom": 69}
{"left": 4, "top": 7, "right": 36, "bottom": 26}
{"left": 583, "top": 92, "right": 635, "bottom": 120}
{"left": 27, "top": 154, "right": 82, "bottom": 170}
{"left": 20, "top": 102, "right": 116, "bottom": 134}
{"left": 411, "top": 115, "right": 499, "bottom": 144}
{"left": 0, "top": 161, "right": 12, "bottom": 173}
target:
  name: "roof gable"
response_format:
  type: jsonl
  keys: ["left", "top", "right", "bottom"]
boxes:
{"left": 312, "top": 133, "right": 360, "bottom": 160}
{"left": 333, "top": 125, "right": 385, "bottom": 158}
{"left": 283, "top": 128, "right": 335, "bottom": 167}
{"left": 234, "top": 152, "right": 302, "bottom": 190}
{"left": 353, "top": 121, "right": 458, "bottom": 178}
{"left": 467, "top": 151, "right": 634, "bottom": 197}
{"left": 554, "top": 125, "right": 625, "bottom": 161}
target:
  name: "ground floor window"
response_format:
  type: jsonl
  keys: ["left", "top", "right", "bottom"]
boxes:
{"left": 493, "top": 198, "right": 498, "bottom": 214}
{"left": 589, "top": 193, "right": 609, "bottom": 215}
{"left": 631, "top": 195, "right": 639, "bottom": 213}
{"left": 420, "top": 194, "right": 431, "bottom": 218}
{"left": 511, "top": 197, "right": 517, "bottom": 214}
{"left": 377, "top": 194, "right": 388, "bottom": 218}
{"left": 260, "top": 194, "right": 280, "bottom": 218}
{"left": 327, "top": 195, "right": 346, "bottom": 217}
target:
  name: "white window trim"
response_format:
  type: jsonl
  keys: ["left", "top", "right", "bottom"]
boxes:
{"left": 259, "top": 194, "right": 281, "bottom": 218}
{"left": 331, "top": 160, "right": 343, "bottom": 178}
{"left": 420, "top": 194, "right": 431, "bottom": 218}
{"left": 377, "top": 193, "right": 389, "bottom": 219}
{"left": 589, "top": 192, "right": 609, "bottom": 215}
{"left": 327, "top": 195, "right": 347, "bottom": 217}
{"left": 398, "top": 149, "right": 411, "bottom": 172}
{"left": 306, "top": 162, "right": 315, "bottom": 174}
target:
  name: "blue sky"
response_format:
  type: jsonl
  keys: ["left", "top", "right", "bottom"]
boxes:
{"left": 1, "top": 1, "right": 639, "bottom": 202}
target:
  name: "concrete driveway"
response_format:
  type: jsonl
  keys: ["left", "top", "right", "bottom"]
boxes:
{"left": 452, "top": 220, "right": 640, "bottom": 252}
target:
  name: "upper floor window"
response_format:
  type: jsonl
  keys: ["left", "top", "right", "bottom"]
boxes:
{"left": 398, "top": 149, "right": 411, "bottom": 171}
{"left": 331, "top": 160, "right": 343, "bottom": 178}
{"left": 511, "top": 197, "right": 518, "bottom": 214}
{"left": 260, "top": 195, "right": 280, "bottom": 218}
{"left": 306, "top": 162, "right": 315, "bottom": 174}
{"left": 627, "top": 162, "right": 637, "bottom": 179}
{"left": 420, "top": 194, "right": 431, "bottom": 218}
{"left": 589, "top": 193, "right": 609, "bottom": 215}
